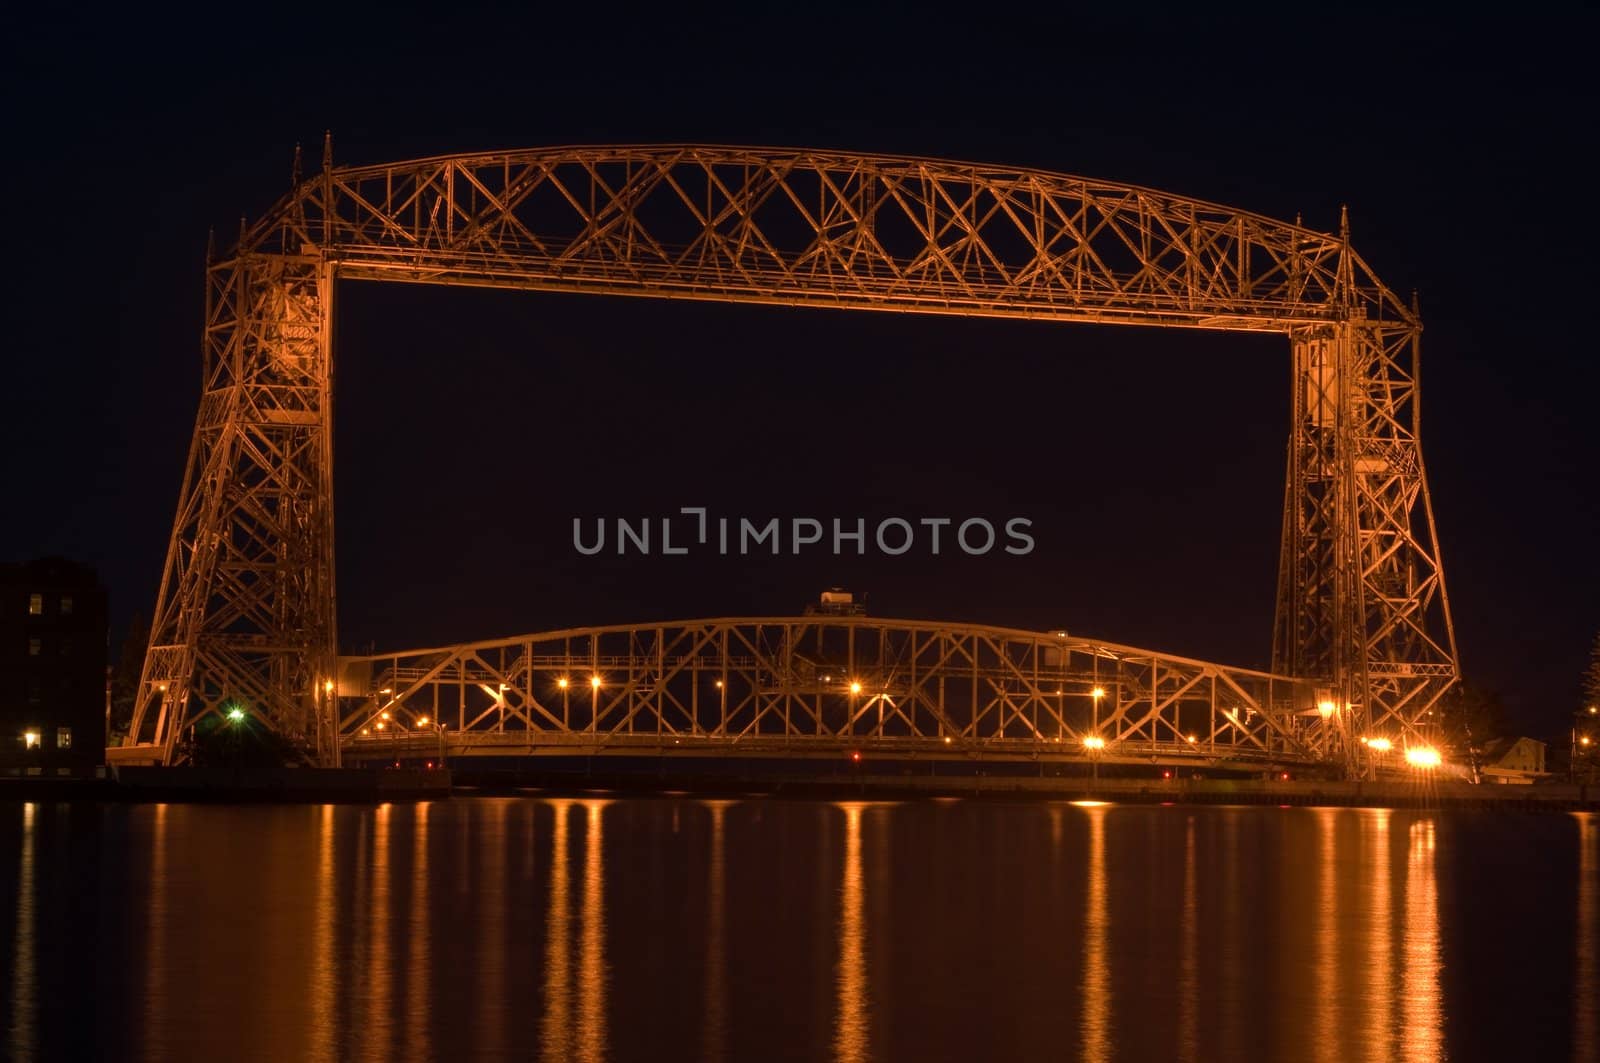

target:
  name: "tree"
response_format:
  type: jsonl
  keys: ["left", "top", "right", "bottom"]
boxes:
{"left": 1586, "top": 630, "right": 1600, "bottom": 710}
{"left": 186, "top": 710, "right": 300, "bottom": 769}
{"left": 1577, "top": 631, "right": 1600, "bottom": 782}
{"left": 1436, "top": 682, "right": 1508, "bottom": 762}
{"left": 108, "top": 611, "right": 149, "bottom": 740}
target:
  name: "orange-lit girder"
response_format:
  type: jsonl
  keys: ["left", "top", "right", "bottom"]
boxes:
{"left": 121, "top": 144, "right": 1457, "bottom": 773}
{"left": 334, "top": 617, "right": 1323, "bottom": 767}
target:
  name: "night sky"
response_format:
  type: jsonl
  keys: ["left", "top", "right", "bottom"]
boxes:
{"left": 4, "top": 8, "right": 1594, "bottom": 739}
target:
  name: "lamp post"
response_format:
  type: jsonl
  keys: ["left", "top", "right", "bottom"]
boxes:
{"left": 416, "top": 716, "right": 447, "bottom": 767}
{"left": 1083, "top": 734, "right": 1106, "bottom": 788}
{"left": 226, "top": 705, "right": 246, "bottom": 759}
{"left": 1090, "top": 687, "right": 1106, "bottom": 784}
{"left": 1573, "top": 705, "right": 1598, "bottom": 784}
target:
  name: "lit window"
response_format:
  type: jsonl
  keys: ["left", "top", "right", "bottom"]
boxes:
{"left": 28, "top": 638, "right": 40, "bottom": 656}
{"left": 60, "top": 595, "right": 73, "bottom": 616}
{"left": 28, "top": 593, "right": 42, "bottom": 615}
{"left": 56, "top": 728, "right": 72, "bottom": 749}
{"left": 22, "top": 731, "right": 41, "bottom": 750}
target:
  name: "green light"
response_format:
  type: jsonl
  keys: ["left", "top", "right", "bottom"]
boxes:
{"left": 227, "top": 708, "right": 246, "bottom": 722}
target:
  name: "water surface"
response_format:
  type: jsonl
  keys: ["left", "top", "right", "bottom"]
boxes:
{"left": 2, "top": 797, "right": 1594, "bottom": 1061}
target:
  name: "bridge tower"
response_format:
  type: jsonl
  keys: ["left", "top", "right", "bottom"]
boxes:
{"left": 1274, "top": 212, "right": 1458, "bottom": 776}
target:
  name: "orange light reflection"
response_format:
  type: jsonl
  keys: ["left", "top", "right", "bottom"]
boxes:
{"left": 834, "top": 803, "right": 868, "bottom": 1063}
{"left": 1400, "top": 819, "right": 1443, "bottom": 1063}
{"left": 1081, "top": 804, "right": 1110, "bottom": 1063}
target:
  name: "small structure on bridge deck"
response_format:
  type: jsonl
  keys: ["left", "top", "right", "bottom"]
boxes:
{"left": 1476, "top": 736, "right": 1548, "bottom": 784}
{"left": 805, "top": 588, "right": 866, "bottom": 617}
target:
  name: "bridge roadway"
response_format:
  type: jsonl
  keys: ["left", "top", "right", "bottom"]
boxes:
{"left": 334, "top": 615, "right": 1339, "bottom": 769}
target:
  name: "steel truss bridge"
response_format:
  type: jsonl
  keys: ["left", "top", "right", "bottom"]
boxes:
{"left": 335, "top": 618, "right": 1322, "bottom": 767}
{"left": 119, "top": 142, "right": 1459, "bottom": 777}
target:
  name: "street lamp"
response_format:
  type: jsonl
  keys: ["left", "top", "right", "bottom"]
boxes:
{"left": 1573, "top": 706, "right": 1599, "bottom": 783}
{"left": 1082, "top": 734, "right": 1106, "bottom": 788}
{"left": 415, "top": 716, "right": 447, "bottom": 766}
{"left": 1405, "top": 746, "right": 1442, "bottom": 769}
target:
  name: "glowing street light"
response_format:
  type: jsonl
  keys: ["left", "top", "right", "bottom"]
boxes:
{"left": 849, "top": 681, "right": 863, "bottom": 695}
{"left": 556, "top": 677, "right": 569, "bottom": 690}
{"left": 1405, "top": 746, "right": 1442, "bottom": 769}
{"left": 413, "top": 715, "right": 448, "bottom": 765}
{"left": 590, "top": 675, "right": 602, "bottom": 690}
{"left": 1081, "top": 731, "right": 1108, "bottom": 787}
{"left": 1317, "top": 700, "right": 1337, "bottom": 717}
{"left": 227, "top": 707, "right": 246, "bottom": 723}
{"left": 1366, "top": 737, "right": 1393, "bottom": 753}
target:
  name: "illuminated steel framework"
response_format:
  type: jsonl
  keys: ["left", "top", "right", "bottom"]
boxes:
{"left": 337, "top": 618, "right": 1319, "bottom": 764}
{"left": 123, "top": 143, "right": 1457, "bottom": 773}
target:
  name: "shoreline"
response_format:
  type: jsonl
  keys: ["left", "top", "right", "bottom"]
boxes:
{"left": 1, "top": 765, "right": 1594, "bottom": 811}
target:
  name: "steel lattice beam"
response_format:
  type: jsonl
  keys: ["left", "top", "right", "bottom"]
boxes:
{"left": 119, "top": 144, "right": 1459, "bottom": 774}
{"left": 333, "top": 617, "right": 1322, "bottom": 767}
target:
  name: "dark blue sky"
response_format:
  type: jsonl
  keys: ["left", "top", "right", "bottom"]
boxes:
{"left": 3, "top": 7, "right": 1594, "bottom": 738}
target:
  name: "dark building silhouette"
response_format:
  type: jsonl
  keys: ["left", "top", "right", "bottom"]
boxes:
{"left": 1, "top": 557, "right": 108, "bottom": 772}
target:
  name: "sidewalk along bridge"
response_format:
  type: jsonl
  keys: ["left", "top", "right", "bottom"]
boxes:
{"left": 116, "top": 143, "right": 1460, "bottom": 777}
{"left": 333, "top": 617, "right": 1336, "bottom": 769}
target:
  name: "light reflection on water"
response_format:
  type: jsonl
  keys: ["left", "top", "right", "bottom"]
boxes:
{"left": 1363, "top": 808, "right": 1393, "bottom": 1063}
{"left": 539, "top": 799, "right": 572, "bottom": 1061}
{"left": 1177, "top": 815, "right": 1197, "bottom": 1063}
{"left": 1402, "top": 818, "right": 1443, "bottom": 1063}
{"left": 833, "top": 802, "right": 868, "bottom": 1063}
{"left": 1, "top": 797, "right": 1595, "bottom": 1061}
{"left": 1575, "top": 813, "right": 1596, "bottom": 1063}
{"left": 702, "top": 800, "right": 731, "bottom": 1063}
{"left": 405, "top": 801, "right": 430, "bottom": 1063}
{"left": 577, "top": 800, "right": 608, "bottom": 1063}
{"left": 9, "top": 802, "right": 35, "bottom": 1062}
{"left": 1081, "top": 804, "right": 1110, "bottom": 1063}
{"left": 1314, "top": 807, "right": 1339, "bottom": 1063}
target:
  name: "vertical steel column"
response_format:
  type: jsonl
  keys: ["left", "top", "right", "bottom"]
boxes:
{"left": 1276, "top": 306, "right": 1459, "bottom": 773}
